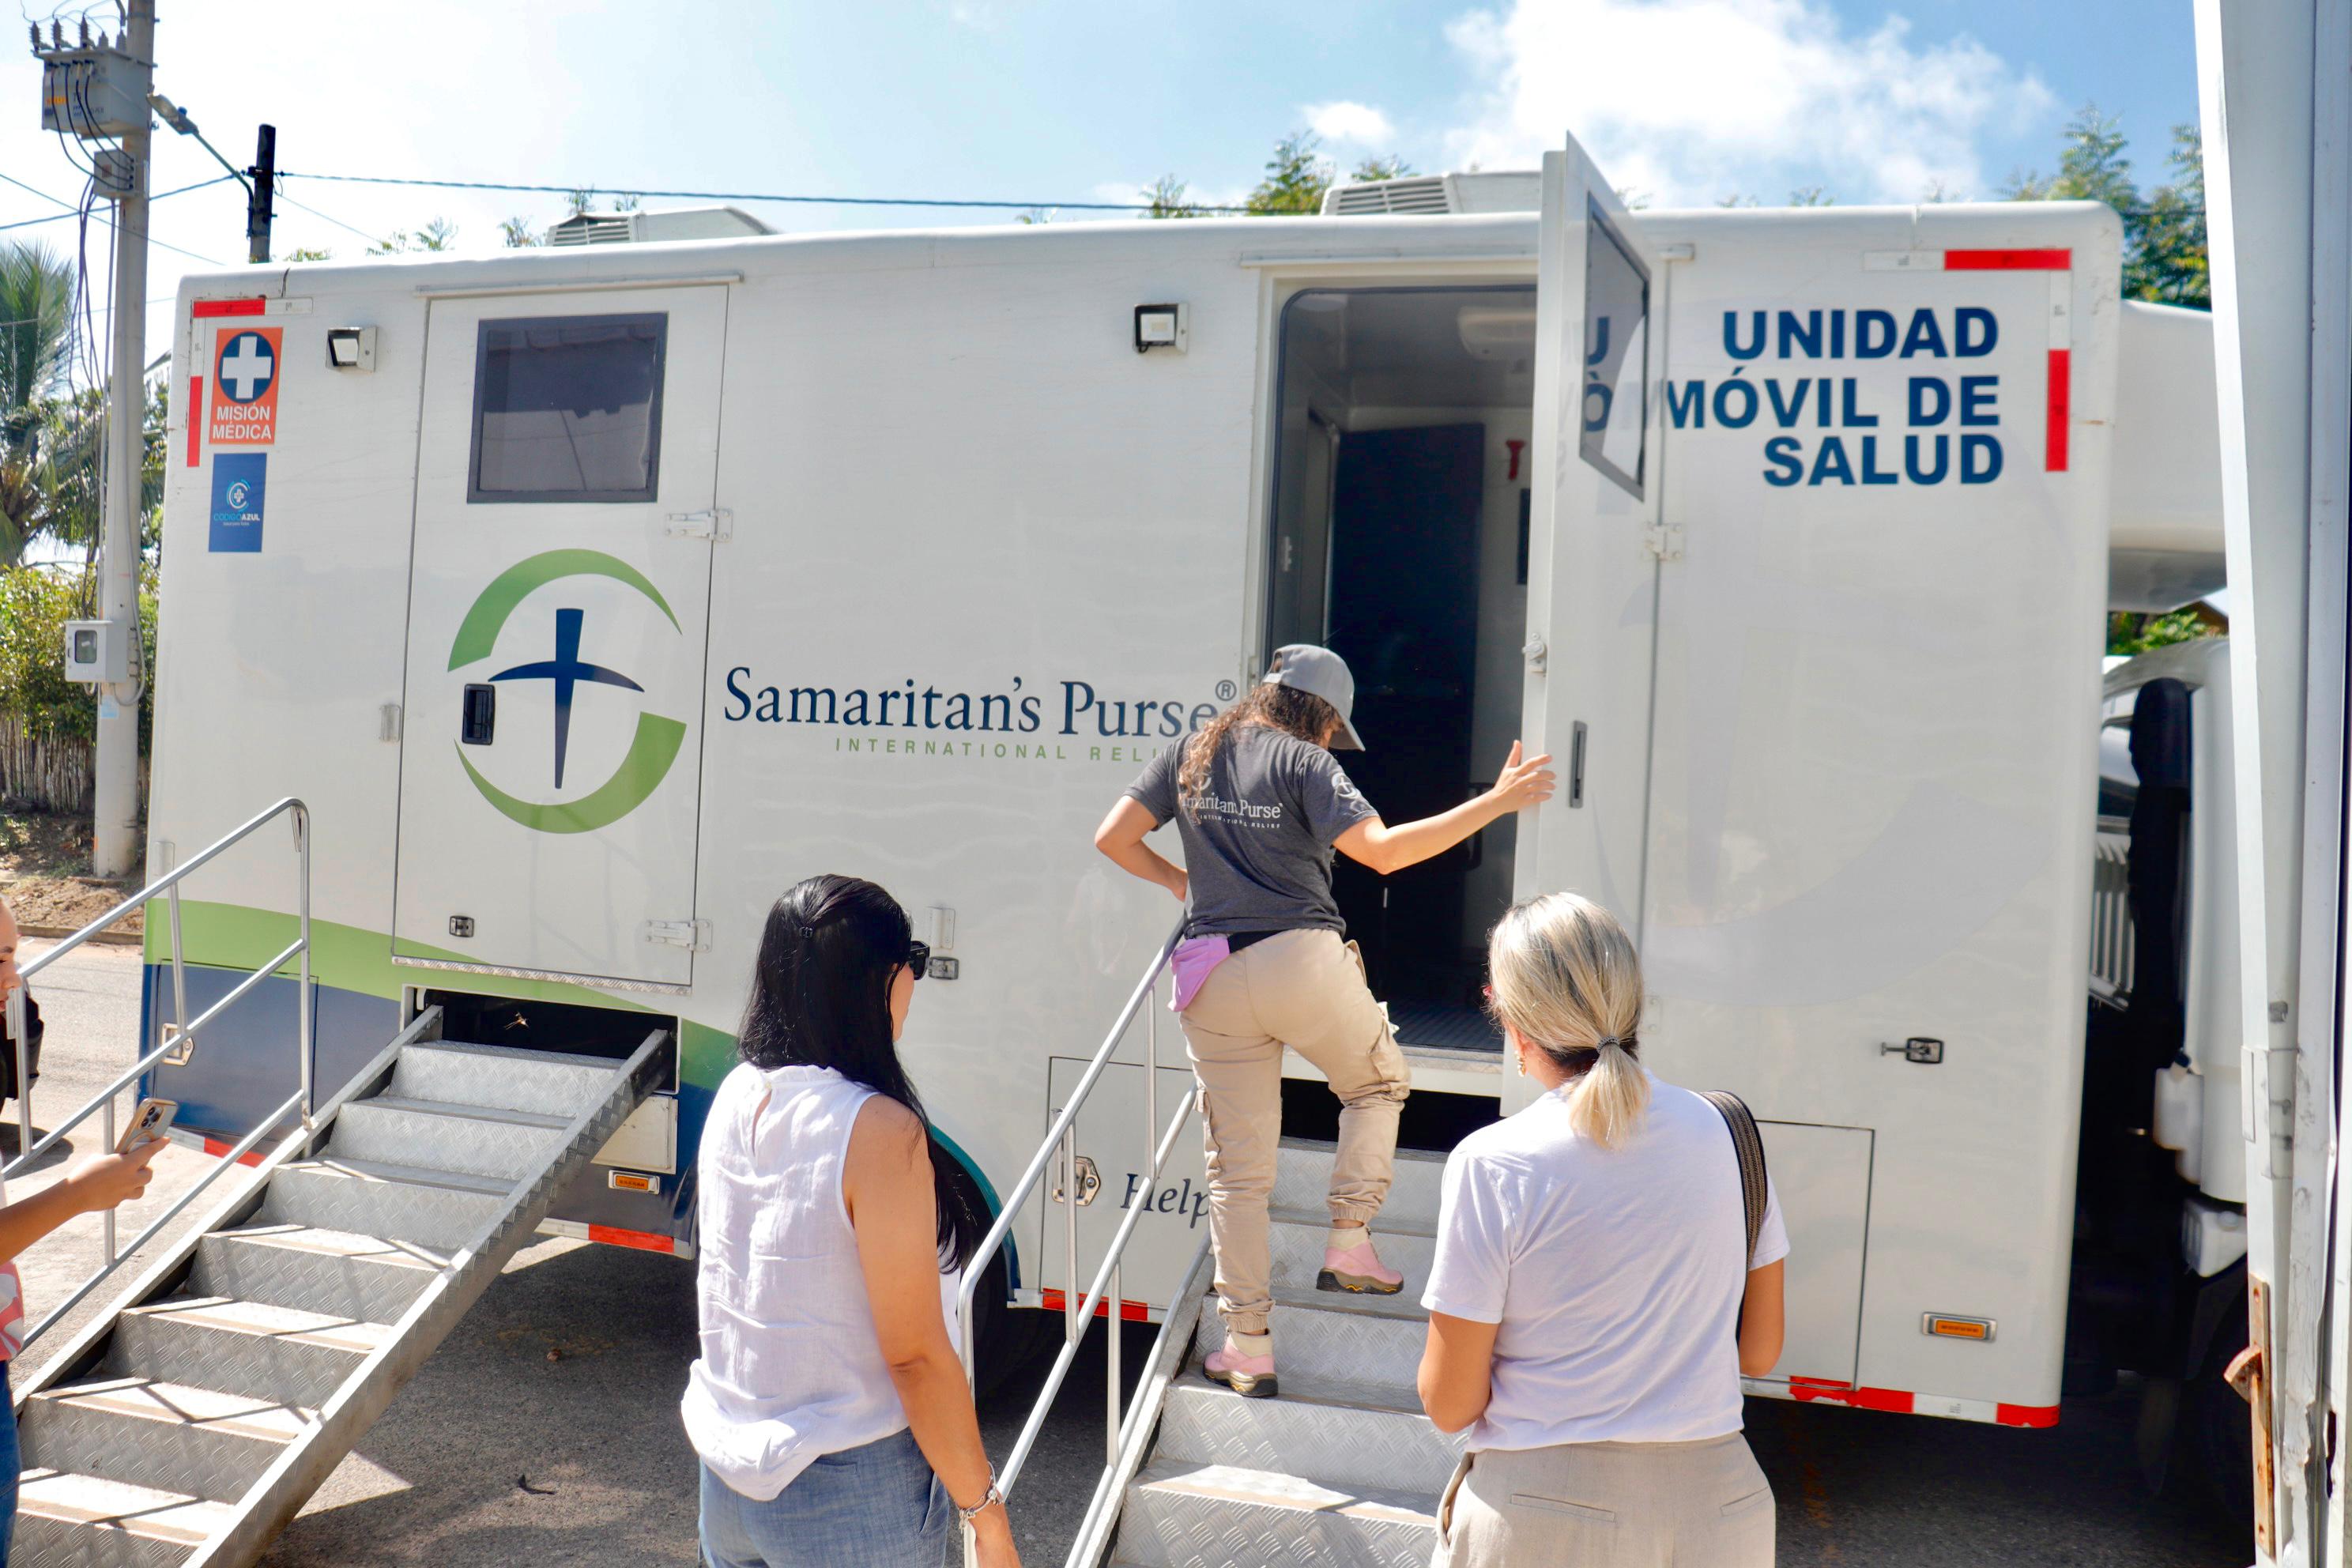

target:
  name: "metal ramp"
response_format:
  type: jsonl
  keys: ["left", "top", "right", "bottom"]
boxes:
{"left": 1090, "top": 1136, "right": 1463, "bottom": 1568}
{"left": 11, "top": 1007, "right": 662, "bottom": 1567}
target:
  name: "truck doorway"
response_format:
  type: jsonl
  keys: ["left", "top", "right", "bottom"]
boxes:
{"left": 1263, "top": 286, "right": 1536, "bottom": 1053}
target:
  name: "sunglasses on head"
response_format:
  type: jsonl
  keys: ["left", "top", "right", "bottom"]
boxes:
{"left": 903, "top": 940, "right": 931, "bottom": 982}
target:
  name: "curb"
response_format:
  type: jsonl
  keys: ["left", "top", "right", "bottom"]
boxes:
{"left": 17, "top": 924, "right": 144, "bottom": 948}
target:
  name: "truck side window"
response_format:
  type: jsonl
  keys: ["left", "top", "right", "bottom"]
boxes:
{"left": 468, "top": 313, "right": 668, "bottom": 503}
{"left": 1578, "top": 198, "right": 1649, "bottom": 499}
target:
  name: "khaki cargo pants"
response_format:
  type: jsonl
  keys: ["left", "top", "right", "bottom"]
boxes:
{"left": 1179, "top": 928, "right": 1412, "bottom": 1338}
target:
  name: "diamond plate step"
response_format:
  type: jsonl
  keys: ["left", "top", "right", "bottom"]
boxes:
{"left": 1267, "top": 1211, "right": 1436, "bottom": 1297}
{"left": 259, "top": 1155, "right": 511, "bottom": 1253}
{"left": 1117, "top": 1459, "right": 1435, "bottom": 1568}
{"left": 106, "top": 1295, "right": 387, "bottom": 1410}
{"left": 1193, "top": 1290, "right": 1427, "bottom": 1391}
{"left": 328, "top": 1096, "right": 571, "bottom": 1184}
{"left": 15, "top": 1466, "right": 236, "bottom": 1566}
{"left": 1274, "top": 1138, "right": 1447, "bottom": 1232}
{"left": 191, "top": 1222, "right": 446, "bottom": 1325}
{"left": 388, "top": 1041, "right": 628, "bottom": 1118}
{"left": 21, "top": 1377, "right": 314, "bottom": 1505}
{"left": 1159, "top": 1377, "right": 1463, "bottom": 1496}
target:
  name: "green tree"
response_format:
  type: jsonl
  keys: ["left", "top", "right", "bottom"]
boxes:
{"left": 1788, "top": 185, "right": 1834, "bottom": 207}
{"left": 0, "top": 241, "right": 77, "bottom": 564}
{"left": 1143, "top": 174, "right": 1204, "bottom": 220}
{"left": 499, "top": 217, "right": 543, "bottom": 248}
{"left": 2109, "top": 608, "right": 2218, "bottom": 657}
{"left": 2008, "top": 104, "right": 2208, "bottom": 308}
{"left": 1250, "top": 130, "right": 1332, "bottom": 215}
{"left": 368, "top": 218, "right": 458, "bottom": 254}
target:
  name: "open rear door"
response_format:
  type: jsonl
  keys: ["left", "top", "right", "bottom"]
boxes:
{"left": 1506, "top": 138, "right": 1664, "bottom": 1113}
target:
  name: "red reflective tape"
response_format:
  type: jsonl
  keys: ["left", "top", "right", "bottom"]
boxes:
{"left": 1943, "top": 248, "right": 2072, "bottom": 271}
{"left": 2046, "top": 349, "right": 2071, "bottom": 471}
{"left": 1784, "top": 1378, "right": 1914, "bottom": 1414}
{"left": 186, "top": 376, "right": 203, "bottom": 466}
{"left": 1038, "top": 1288, "right": 1151, "bottom": 1323}
{"left": 1996, "top": 1402, "right": 2061, "bottom": 1428}
{"left": 199, "top": 1137, "right": 263, "bottom": 1167}
{"left": 586, "top": 1223, "right": 677, "bottom": 1254}
{"left": 190, "top": 297, "right": 267, "bottom": 318}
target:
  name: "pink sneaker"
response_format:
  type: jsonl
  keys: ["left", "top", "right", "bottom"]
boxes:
{"left": 1200, "top": 1340, "right": 1279, "bottom": 1398}
{"left": 1317, "top": 1234, "right": 1405, "bottom": 1296}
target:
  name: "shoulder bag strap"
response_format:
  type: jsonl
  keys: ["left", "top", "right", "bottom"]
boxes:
{"left": 1698, "top": 1089, "right": 1768, "bottom": 1270}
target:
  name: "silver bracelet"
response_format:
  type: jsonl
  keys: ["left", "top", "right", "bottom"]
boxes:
{"left": 956, "top": 1473, "right": 1003, "bottom": 1528}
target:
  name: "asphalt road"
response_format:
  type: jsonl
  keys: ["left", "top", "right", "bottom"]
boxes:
{"left": 10, "top": 939, "right": 2256, "bottom": 1566}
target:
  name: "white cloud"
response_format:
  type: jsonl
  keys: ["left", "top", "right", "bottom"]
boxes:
{"left": 1306, "top": 101, "right": 1399, "bottom": 148}
{"left": 1442, "top": 0, "right": 2053, "bottom": 206}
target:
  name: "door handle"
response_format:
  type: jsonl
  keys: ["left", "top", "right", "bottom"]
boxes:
{"left": 461, "top": 683, "right": 496, "bottom": 745}
{"left": 1568, "top": 721, "right": 1587, "bottom": 808}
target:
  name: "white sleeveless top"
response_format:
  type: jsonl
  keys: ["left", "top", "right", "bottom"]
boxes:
{"left": 680, "top": 1062, "right": 959, "bottom": 1500}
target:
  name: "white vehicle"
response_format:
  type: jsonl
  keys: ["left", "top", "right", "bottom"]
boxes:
{"left": 25, "top": 129, "right": 2249, "bottom": 1556}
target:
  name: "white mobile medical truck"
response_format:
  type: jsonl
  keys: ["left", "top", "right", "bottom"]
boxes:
{"left": 10, "top": 130, "right": 2252, "bottom": 1561}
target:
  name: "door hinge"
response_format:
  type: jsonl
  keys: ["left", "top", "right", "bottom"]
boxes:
{"left": 662, "top": 508, "right": 732, "bottom": 542}
{"left": 1522, "top": 637, "right": 1548, "bottom": 673}
{"left": 2242, "top": 1042, "right": 2296, "bottom": 1174}
{"left": 643, "top": 919, "right": 711, "bottom": 953}
{"left": 1644, "top": 522, "right": 1684, "bottom": 561}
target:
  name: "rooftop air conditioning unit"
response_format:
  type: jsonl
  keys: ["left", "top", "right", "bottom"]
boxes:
{"left": 547, "top": 205, "right": 775, "bottom": 247}
{"left": 1321, "top": 172, "right": 1542, "bottom": 217}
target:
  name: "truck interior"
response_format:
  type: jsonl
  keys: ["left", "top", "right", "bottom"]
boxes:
{"left": 1261, "top": 285, "right": 1538, "bottom": 1055}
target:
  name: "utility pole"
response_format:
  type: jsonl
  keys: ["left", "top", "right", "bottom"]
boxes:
{"left": 246, "top": 122, "right": 274, "bottom": 264}
{"left": 91, "top": 0, "right": 155, "bottom": 880}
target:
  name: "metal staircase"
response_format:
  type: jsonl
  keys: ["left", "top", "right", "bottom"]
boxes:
{"left": 0, "top": 794, "right": 663, "bottom": 1567}
{"left": 956, "top": 922, "right": 1470, "bottom": 1566}
{"left": 1098, "top": 1137, "right": 1460, "bottom": 1567}
{"left": 13, "top": 1008, "right": 662, "bottom": 1566}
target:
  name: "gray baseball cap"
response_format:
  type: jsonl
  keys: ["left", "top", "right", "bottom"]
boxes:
{"left": 1264, "top": 644, "right": 1365, "bottom": 750}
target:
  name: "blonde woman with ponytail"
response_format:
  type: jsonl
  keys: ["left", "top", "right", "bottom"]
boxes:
{"left": 1418, "top": 893, "right": 1788, "bottom": 1568}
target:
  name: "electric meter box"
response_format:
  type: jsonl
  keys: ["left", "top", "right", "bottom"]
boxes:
{"left": 39, "top": 49, "right": 153, "bottom": 140}
{"left": 62, "top": 620, "right": 130, "bottom": 684}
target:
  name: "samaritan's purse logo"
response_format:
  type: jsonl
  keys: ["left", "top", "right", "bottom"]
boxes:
{"left": 449, "top": 549, "right": 685, "bottom": 834}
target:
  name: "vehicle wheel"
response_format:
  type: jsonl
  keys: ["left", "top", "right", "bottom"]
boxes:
{"left": 2181, "top": 1329, "right": 2256, "bottom": 1535}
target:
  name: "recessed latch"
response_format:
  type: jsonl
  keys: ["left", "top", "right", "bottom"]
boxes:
{"left": 1881, "top": 1036, "right": 1944, "bottom": 1065}
{"left": 643, "top": 919, "right": 711, "bottom": 952}
{"left": 1054, "top": 1154, "right": 1102, "bottom": 1207}
{"left": 662, "top": 509, "right": 732, "bottom": 541}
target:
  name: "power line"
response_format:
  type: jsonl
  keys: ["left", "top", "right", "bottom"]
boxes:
{"left": 271, "top": 189, "right": 384, "bottom": 246}
{"left": 0, "top": 174, "right": 237, "bottom": 231}
{"left": 281, "top": 169, "right": 1252, "bottom": 215}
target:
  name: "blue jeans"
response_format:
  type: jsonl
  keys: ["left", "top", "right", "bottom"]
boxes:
{"left": 0, "top": 1360, "right": 17, "bottom": 1566}
{"left": 699, "top": 1427, "right": 948, "bottom": 1568}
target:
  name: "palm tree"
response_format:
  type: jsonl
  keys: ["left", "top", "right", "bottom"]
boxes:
{"left": 0, "top": 240, "right": 77, "bottom": 564}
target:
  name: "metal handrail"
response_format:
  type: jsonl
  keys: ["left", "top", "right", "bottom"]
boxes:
{"left": 956, "top": 922, "right": 1192, "bottom": 1563}
{"left": 2, "top": 796, "right": 314, "bottom": 1347}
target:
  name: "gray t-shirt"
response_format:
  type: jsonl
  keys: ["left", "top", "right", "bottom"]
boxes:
{"left": 1125, "top": 724, "right": 1380, "bottom": 937}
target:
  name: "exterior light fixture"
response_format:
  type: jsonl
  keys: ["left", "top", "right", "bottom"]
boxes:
{"left": 1133, "top": 303, "right": 1187, "bottom": 354}
{"left": 326, "top": 326, "right": 377, "bottom": 371}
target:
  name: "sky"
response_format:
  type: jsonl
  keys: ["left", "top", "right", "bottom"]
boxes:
{"left": 1, "top": 0, "right": 2201, "bottom": 372}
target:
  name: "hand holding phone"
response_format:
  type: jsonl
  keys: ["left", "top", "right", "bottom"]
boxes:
{"left": 116, "top": 1096, "right": 178, "bottom": 1155}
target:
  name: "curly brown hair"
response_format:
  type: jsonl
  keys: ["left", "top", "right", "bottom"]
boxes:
{"left": 1177, "top": 680, "right": 1342, "bottom": 821}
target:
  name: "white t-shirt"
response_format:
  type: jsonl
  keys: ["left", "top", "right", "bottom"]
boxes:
{"left": 1422, "top": 1072, "right": 1788, "bottom": 1450}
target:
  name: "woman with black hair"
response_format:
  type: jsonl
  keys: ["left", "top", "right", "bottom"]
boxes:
{"left": 682, "top": 875, "right": 1019, "bottom": 1568}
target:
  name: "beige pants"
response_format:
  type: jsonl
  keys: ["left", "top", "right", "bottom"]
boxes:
{"left": 1434, "top": 1436, "right": 1775, "bottom": 1568}
{"left": 1179, "top": 928, "right": 1412, "bottom": 1338}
